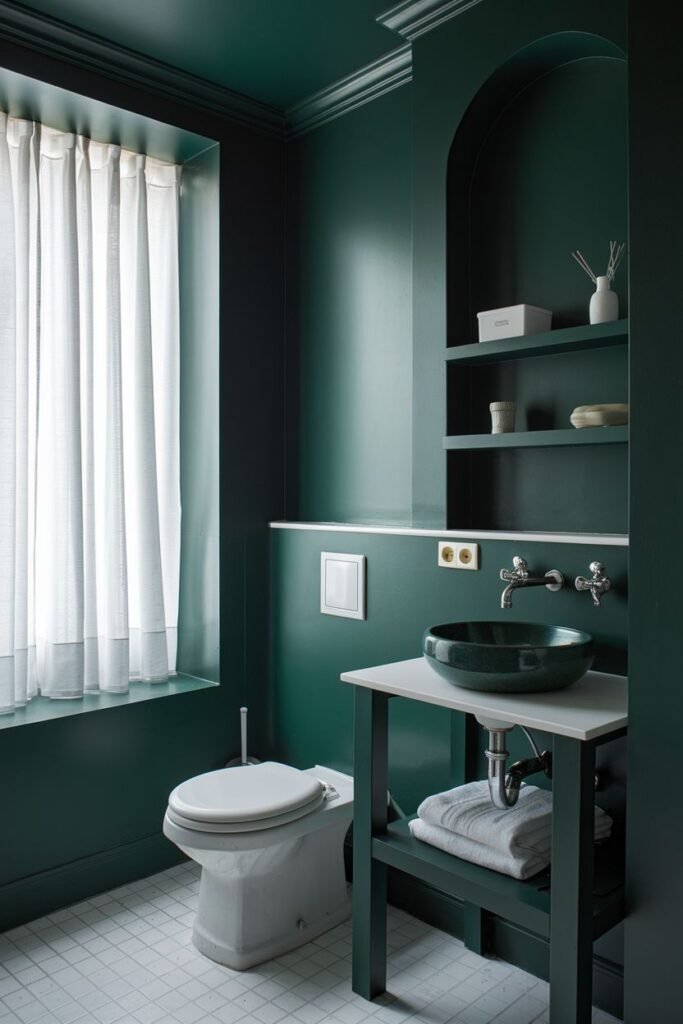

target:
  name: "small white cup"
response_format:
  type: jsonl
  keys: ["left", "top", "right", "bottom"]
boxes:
{"left": 490, "top": 401, "right": 517, "bottom": 434}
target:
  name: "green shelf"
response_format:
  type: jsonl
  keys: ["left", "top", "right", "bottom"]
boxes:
{"left": 373, "top": 819, "right": 624, "bottom": 941}
{"left": 445, "top": 319, "right": 629, "bottom": 365}
{"left": 443, "top": 426, "right": 628, "bottom": 451}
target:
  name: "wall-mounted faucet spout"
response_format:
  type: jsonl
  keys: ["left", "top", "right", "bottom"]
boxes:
{"left": 499, "top": 556, "right": 564, "bottom": 609}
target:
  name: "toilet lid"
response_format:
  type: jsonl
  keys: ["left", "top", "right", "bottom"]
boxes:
{"left": 168, "top": 761, "right": 325, "bottom": 826}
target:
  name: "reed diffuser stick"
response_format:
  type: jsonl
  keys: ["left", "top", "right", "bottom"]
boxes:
{"left": 571, "top": 242, "right": 626, "bottom": 285}
{"left": 571, "top": 250, "right": 597, "bottom": 283}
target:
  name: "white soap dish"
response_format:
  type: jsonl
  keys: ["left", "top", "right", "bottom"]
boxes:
{"left": 570, "top": 403, "right": 629, "bottom": 428}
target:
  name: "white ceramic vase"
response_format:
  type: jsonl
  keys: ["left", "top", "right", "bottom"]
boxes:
{"left": 589, "top": 276, "right": 619, "bottom": 324}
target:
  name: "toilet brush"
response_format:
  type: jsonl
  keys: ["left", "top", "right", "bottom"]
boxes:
{"left": 226, "top": 706, "right": 261, "bottom": 767}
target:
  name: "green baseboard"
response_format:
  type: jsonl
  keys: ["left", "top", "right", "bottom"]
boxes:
{"left": 0, "top": 833, "right": 186, "bottom": 931}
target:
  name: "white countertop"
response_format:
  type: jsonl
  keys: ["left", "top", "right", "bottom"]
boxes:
{"left": 341, "top": 658, "right": 627, "bottom": 741}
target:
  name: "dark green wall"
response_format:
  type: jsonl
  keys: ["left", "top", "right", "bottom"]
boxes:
{"left": 624, "top": 2, "right": 682, "bottom": 1019}
{"left": 0, "top": 39, "right": 286, "bottom": 926}
{"left": 0, "top": 689, "right": 228, "bottom": 928}
{"left": 286, "top": 87, "right": 413, "bottom": 525}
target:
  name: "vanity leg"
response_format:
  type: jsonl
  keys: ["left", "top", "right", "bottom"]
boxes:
{"left": 463, "top": 903, "right": 487, "bottom": 955}
{"left": 352, "top": 688, "right": 388, "bottom": 1000}
{"left": 549, "top": 736, "right": 596, "bottom": 1024}
{"left": 450, "top": 711, "right": 480, "bottom": 785}
{"left": 451, "top": 713, "right": 488, "bottom": 956}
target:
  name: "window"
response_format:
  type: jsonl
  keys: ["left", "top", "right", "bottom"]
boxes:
{"left": 0, "top": 113, "right": 181, "bottom": 713}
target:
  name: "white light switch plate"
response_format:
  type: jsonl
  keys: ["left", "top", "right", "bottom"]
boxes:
{"left": 321, "top": 552, "right": 366, "bottom": 619}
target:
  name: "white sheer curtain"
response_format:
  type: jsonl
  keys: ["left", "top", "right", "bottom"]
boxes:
{"left": 0, "top": 114, "right": 181, "bottom": 713}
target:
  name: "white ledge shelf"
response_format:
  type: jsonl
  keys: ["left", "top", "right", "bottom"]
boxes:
{"left": 269, "top": 522, "right": 629, "bottom": 547}
{"left": 0, "top": 674, "right": 219, "bottom": 731}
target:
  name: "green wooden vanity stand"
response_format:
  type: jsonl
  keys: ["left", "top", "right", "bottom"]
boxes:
{"left": 341, "top": 658, "right": 628, "bottom": 1024}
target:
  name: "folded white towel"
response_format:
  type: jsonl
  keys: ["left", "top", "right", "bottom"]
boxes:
{"left": 417, "top": 780, "right": 611, "bottom": 858}
{"left": 409, "top": 817, "right": 550, "bottom": 880}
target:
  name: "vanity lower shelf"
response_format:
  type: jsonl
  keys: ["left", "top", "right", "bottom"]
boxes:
{"left": 374, "top": 818, "right": 624, "bottom": 941}
{"left": 443, "top": 427, "right": 628, "bottom": 450}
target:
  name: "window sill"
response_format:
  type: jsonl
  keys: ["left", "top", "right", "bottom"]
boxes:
{"left": 0, "top": 674, "right": 219, "bottom": 731}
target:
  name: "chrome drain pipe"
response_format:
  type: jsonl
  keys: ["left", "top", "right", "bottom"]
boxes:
{"left": 485, "top": 729, "right": 521, "bottom": 809}
{"left": 484, "top": 727, "right": 553, "bottom": 810}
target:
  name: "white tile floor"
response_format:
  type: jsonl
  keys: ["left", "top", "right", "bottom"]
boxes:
{"left": 0, "top": 862, "right": 620, "bottom": 1024}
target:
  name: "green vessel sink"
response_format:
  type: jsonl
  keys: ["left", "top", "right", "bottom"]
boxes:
{"left": 422, "top": 621, "right": 594, "bottom": 694}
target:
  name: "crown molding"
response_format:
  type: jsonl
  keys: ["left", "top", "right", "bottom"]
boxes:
{"left": 377, "top": 0, "right": 485, "bottom": 41}
{"left": 0, "top": 1, "right": 413, "bottom": 142}
{"left": 0, "top": 0, "right": 285, "bottom": 137}
{"left": 285, "top": 43, "right": 412, "bottom": 138}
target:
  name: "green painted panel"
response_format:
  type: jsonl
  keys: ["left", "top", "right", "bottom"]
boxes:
{"left": 218, "top": 127, "right": 286, "bottom": 759}
{"left": 624, "top": 1, "right": 683, "bottom": 1017}
{"left": 178, "top": 143, "right": 220, "bottom": 681}
{"left": 286, "top": 87, "right": 413, "bottom": 525}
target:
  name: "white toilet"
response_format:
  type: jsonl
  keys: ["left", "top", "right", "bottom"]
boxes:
{"left": 163, "top": 761, "right": 353, "bottom": 969}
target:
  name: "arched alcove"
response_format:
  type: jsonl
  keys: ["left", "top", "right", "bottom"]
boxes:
{"left": 445, "top": 33, "right": 628, "bottom": 533}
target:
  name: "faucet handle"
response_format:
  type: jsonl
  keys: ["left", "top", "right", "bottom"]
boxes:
{"left": 575, "top": 561, "right": 611, "bottom": 607}
{"left": 500, "top": 556, "right": 528, "bottom": 582}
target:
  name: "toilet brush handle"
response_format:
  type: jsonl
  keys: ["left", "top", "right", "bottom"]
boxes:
{"left": 240, "top": 707, "right": 248, "bottom": 766}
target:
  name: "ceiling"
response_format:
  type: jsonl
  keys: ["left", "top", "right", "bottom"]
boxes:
{"left": 12, "top": 0, "right": 400, "bottom": 110}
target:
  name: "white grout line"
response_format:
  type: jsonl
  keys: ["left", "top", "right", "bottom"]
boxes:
{"left": 269, "top": 521, "right": 629, "bottom": 547}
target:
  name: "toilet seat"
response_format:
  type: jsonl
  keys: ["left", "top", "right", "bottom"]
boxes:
{"left": 167, "top": 761, "right": 327, "bottom": 833}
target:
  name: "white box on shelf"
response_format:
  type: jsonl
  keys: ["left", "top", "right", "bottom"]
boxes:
{"left": 477, "top": 304, "right": 552, "bottom": 342}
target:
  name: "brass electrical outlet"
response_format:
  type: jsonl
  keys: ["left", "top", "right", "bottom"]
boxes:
{"left": 438, "top": 540, "right": 480, "bottom": 570}
{"left": 455, "top": 542, "right": 479, "bottom": 570}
